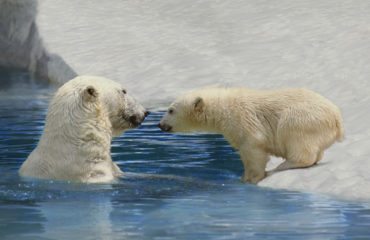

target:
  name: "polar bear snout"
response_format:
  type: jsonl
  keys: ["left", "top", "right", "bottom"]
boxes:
{"left": 129, "top": 111, "right": 149, "bottom": 127}
{"left": 158, "top": 122, "right": 172, "bottom": 132}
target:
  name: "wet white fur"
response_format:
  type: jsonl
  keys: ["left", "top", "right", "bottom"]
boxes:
{"left": 160, "top": 87, "right": 344, "bottom": 184}
{"left": 19, "top": 76, "right": 146, "bottom": 183}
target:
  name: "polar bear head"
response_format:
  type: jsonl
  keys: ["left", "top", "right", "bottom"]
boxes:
{"left": 48, "top": 76, "right": 148, "bottom": 137}
{"left": 158, "top": 91, "right": 206, "bottom": 133}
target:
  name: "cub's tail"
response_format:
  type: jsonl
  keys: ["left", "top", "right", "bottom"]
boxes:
{"left": 335, "top": 113, "right": 344, "bottom": 142}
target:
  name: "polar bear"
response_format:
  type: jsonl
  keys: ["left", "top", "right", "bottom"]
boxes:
{"left": 19, "top": 76, "right": 149, "bottom": 183}
{"left": 159, "top": 87, "right": 344, "bottom": 184}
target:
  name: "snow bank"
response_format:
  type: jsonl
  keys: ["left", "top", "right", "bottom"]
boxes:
{"left": 0, "top": 0, "right": 76, "bottom": 83}
{"left": 18, "top": 0, "right": 370, "bottom": 200}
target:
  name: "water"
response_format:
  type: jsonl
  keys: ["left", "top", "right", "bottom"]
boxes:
{"left": 0, "top": 70, "right": 370, "bottom": 239}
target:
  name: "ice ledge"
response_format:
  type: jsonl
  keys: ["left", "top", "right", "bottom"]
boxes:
{"left": 260, "top": 142, "right": 370, "bottom": 201}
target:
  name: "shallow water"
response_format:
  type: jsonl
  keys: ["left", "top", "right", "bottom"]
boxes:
{"left": 1, "top": 70, "right": 370, "bottom": 239}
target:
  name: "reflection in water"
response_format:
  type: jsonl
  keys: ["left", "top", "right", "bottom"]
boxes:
{"left": 0, "top": 201, "right": 45, "bottom": 239}
{"left": 0, "top": 71, "right": 370, "bottom": 239}
{"left": 40, "top": 200, "right": 113, "bottom": 239}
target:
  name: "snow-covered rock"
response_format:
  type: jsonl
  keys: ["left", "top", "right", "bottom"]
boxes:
{"left": 0, "top": 0, "right": 76, "bottom": 83}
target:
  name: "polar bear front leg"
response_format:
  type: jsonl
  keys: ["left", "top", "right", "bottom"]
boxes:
{"left": 239, "top": 144, "right": 269, "bottom": 184}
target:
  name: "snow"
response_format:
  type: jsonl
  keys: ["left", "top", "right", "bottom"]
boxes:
{"left": 35, "top": 0, "right": 370, "bottom": 200}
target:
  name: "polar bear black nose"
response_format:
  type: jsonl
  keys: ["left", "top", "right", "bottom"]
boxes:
{"left": 128, "top": 111, "right": 149, "bottom": 127}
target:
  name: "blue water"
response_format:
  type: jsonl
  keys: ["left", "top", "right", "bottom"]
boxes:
{"left": 1, "top": 69, "right": 370, "bottom": 240}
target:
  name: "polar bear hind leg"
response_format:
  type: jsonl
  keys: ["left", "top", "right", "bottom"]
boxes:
{"left": 269, "top": 135, "right": 324, "bottom": 174}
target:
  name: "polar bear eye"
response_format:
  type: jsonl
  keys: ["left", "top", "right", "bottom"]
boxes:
{"left": 168, "top": 109, "right": 174, "bottom": 114}
{"left": 122, "top": 89, "right": 127, "bottom": 94}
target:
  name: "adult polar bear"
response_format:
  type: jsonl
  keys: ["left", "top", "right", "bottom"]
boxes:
{"left": 19, "top": 76, "right": 149, "bottom": 183}
{"left": 159, "top": 87, "right": 344, "bottom": 184}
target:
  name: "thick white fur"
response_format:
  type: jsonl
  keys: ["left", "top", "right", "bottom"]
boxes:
{"left": 19, "top": 76, "right": 147, "bottom": 183}
{"left": 159, "top": 87, "right": 344, "bottom": 184}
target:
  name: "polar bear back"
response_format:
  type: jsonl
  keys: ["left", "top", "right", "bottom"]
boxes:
{"left": 211, "top": 87, "right": 343, "bottom": 149}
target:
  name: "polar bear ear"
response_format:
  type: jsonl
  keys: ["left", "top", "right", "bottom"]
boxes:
{"left": 193, "top": 97, "right": 204, "bottom": 112}
{"left": 83, "top": 86, "right": 98, "bottom": 102}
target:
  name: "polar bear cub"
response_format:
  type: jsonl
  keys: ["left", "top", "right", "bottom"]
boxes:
{"left": 19, "top": 76, "right": 149, "bottom": 183}
{"left": 159, "top": 87, "right": 344, "bottom": 184}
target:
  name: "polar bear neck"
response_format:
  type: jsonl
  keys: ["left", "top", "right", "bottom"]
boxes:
{"left": 198, "top": 88, "right": 257, "bottom": 148}
{"left": 37, "top": 97, "right": 113, "bottom": 170}
{"left": 197, "top": 89, "right": 240, "bottom": 133}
